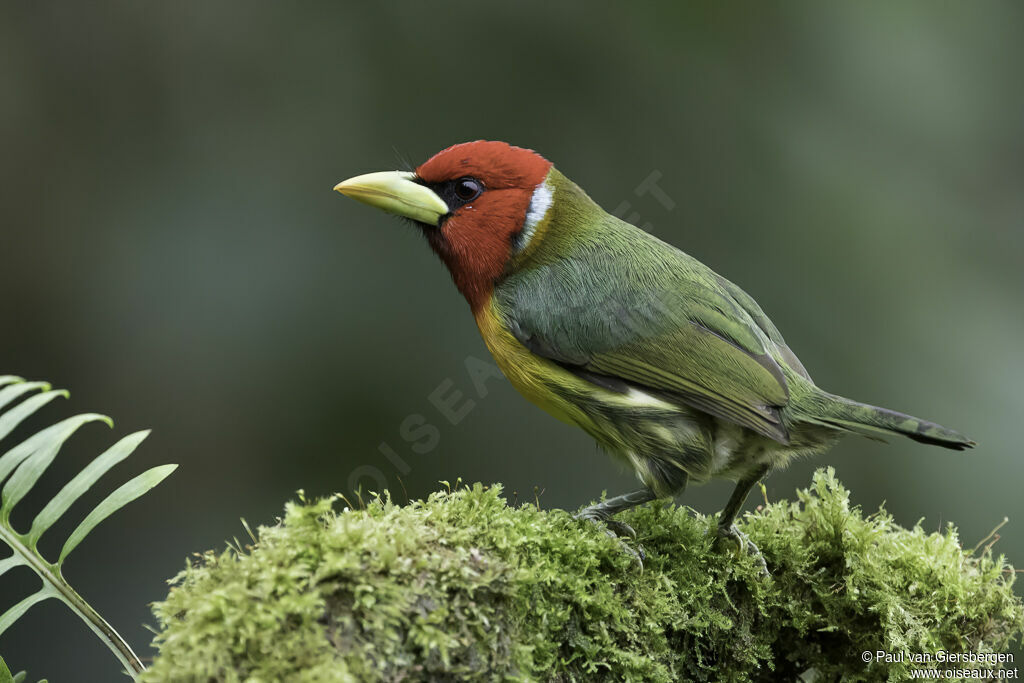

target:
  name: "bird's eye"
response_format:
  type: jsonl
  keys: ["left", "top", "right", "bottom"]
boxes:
{"left": 454, "top": 177, "right": 483, "bottom": 202}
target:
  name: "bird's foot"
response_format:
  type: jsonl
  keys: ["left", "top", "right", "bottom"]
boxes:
{"left": 575, "top": 510, "right": 646, "bottom": 568}
{"left": 582, "top": 516, "right": 637, "bottom": 540}
{"left": 715, "top": 524, "right": 769, "bottom": 576}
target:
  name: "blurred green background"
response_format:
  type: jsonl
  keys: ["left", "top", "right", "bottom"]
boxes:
{"left": 2, "top": 1, "right": 1022, "bottom": 678}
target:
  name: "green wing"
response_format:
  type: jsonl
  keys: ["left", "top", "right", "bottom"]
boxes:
{"left": 495, "top": 223, "right": 795, "bottom": 443}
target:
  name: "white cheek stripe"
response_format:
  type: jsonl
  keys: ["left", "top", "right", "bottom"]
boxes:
{"left": 515, "top": 181, "right": 553, "bottom": 252}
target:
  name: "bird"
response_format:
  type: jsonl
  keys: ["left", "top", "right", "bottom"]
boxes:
{"left": 333, "top": 140, "right": 974, "bottom": 565}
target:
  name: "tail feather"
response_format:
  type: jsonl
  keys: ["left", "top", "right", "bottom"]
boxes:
{"left": 799, "top": 392, "right": 975, "bottom": 451}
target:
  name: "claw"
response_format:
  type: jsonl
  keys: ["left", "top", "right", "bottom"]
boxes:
{"left": 714, "top": 524, "right": 769, "bottom": 576}
{"left": 601, "top": 519, "right": 637, "bottom": 539}
{"left": 575, "top": 512, "right": 646, "bottom": 569}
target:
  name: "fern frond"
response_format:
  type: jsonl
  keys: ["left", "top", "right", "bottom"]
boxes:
{"left": 0, "top": 375, "right": 177, "bottom": 680}
{"left": 0, "top": 654, "right": 45, "bottom": 683}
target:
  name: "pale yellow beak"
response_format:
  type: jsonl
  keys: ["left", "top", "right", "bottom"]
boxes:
{"left": 333, "top": 171, "right": 449, "bottom": 226}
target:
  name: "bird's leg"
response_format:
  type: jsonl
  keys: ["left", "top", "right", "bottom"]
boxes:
{"left": 575, "top": 487, "right": 658, "bottom": 539}
{"left": 715, "top": 464, "right": 770, "bottom": 575}
{"left": 577, "top": 468, "right": 687, "bottom": 569}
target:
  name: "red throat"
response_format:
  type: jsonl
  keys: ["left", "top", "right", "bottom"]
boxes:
{"left": 415, "top": 141, "right": 552, "bottom": 312}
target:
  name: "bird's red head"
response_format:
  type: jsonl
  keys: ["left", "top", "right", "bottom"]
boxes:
{"left": 335, "top": 140, "right": 553, "bottom": 311}
{"left": 414, "top": 141, "right": 552, "bottom": 310}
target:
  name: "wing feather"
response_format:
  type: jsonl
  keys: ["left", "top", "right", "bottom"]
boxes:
{"left": 496, "top": 224, "right": 794, "bottom": 443}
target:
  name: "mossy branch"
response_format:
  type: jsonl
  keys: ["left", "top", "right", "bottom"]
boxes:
{"left": 143, "top": 469, "right": 1023, "bottom": 682}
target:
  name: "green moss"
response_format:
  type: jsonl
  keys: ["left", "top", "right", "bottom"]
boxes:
{"left": 143, "top": 469, "right": 1023, "bottom": 682}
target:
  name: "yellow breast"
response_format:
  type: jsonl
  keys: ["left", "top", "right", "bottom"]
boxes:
{"left": 473, "top": 299, "right": 596, "bottom": 430}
